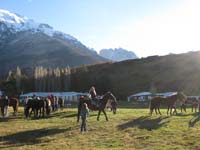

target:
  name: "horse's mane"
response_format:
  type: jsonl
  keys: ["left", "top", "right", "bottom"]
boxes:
{"left": 103, "top": 91, "right": 117, "bottom": 102}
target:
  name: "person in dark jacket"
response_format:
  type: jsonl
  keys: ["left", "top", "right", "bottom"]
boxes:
{"left": 80, "top": 103, "right": 89, "bottom": 133}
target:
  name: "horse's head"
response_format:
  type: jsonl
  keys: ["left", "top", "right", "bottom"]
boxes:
{"left": 103, "top": 91, "right": 117, "bottom": 103}
{"left": 177, "top": 92, "right": 187, "bottom": 102}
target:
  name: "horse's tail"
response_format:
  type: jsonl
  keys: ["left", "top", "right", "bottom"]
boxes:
{"left": 149, "top": 98, "right": 153, "bottom": 114}
{"left": 149, "top": 98, "right": 152, "bottom": 109}
{"left": 16, "top": 99, "right": 19, "bottom": 113}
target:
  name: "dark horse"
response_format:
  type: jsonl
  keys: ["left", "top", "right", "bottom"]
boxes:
{"left": 149, "top": 92, "right": 187, "bottom": 115}
{"left": 106, "top": 99, "right": 118, "bottom": 114}
{"left": 25, "top": 98, "right": 51, "bottom": 118}
{"left": 58, "top": 97, "right": 64, "bottom": 110}
{"left": 77, "top": 91, "right": 117, "bottom": 122}
{"left": 183, "top": 97, "right": 200, "bottom": 113}
{"left": 0, "top": 96, "right": 19, "bottom": 117}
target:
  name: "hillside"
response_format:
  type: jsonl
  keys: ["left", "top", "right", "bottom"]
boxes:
{"left": 71, "top": 51, "right": 200, "bottom": 99}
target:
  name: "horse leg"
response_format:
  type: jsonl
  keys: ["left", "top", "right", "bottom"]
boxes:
{"left": 167, "top": 106, "right": 170, "bottom": 115}
{"left": 192, "top": 105, "right": 194, "bottom": 112}
{"left": 102, "top": 109, "right": 108, "bottom": 121}
{"left": 113, "top": 108, "right": 116, "bottom": 114}
{"left": 182, "top": 104, "right": 186, "bottom": 113}
{"left": 158, "top": 107, "right": 162, "bottom": 115}
{"left": 29, "top": 108, "right": 33, "bottom": 117}
{"left": 170, "top": 107, "right": 173, "bottom": 115}
{"left": 199, "top": 104, "right": 200, "bottom": 113}
{"left": 155, "top": 108, "right": 158, "bottom": 115}
{"left": 1, "top": 107, "right": 4, "bottom": 117}
{"left": 42, "top": 106, "right": 45, "bottom": 118}
{"left": 97, "top": 110, "right": 101, "bottom": 121}
{"left": 173, "top": 107, "right": 177, "bottom": 115}
{"left": 181, "top": 104, "right": 183, "bottom": 113}
{"left": 39, "top": 108, "right": 42, "bottom": 118}
{"left": 12, "top": 106, "right": 16, "bottom": 116}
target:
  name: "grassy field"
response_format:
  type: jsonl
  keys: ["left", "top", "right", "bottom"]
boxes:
{"left": 1, "top": 102, "right": 200, "bottom": 150}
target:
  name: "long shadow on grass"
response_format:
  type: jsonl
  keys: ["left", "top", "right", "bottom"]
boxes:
{"left": 0, "top": 113, "right": 25, "bottom": 122}
{"left": 0, "top": 127, "right": 69, "bottom": 148}
{"left": 118, "top": 116, "right": 169, "bottom": 131}
{"left": 188, "top": 113, "right": 200, "bottom": 127}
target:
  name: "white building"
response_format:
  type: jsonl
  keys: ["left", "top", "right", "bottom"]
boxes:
{"left": 127, "top": 91, "right": 177, "bottom": 101}
{"left": 19, "top": 92, "right": 89, "bottom": 103}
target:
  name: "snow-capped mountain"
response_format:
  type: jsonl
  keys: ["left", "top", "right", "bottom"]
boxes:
{"left": 99, "top": 48, "right": 138, "bottom": 61}
{"left": 0, "top": 9, "right": 107, "bottom": 75}
{"left": 0, "top": 9, "right": 76, "bottom": 40}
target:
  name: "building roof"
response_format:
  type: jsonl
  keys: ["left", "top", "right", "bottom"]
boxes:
{"left": 156, "top": 92, "right": 177, "bottom": 97}
{"left": 129, "top": 92, "right": 152, "bottom": 97}
{"left": 128, "top": 91, "right": 177, "bottom": 98}
{"left": 20, "top": 92, "right": 89, "bottom": 98}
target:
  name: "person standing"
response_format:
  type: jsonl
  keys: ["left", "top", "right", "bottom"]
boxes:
{"left": 80, "top": 103, "right": 89, "bottom": 133}
{"left": 3, "top": 95, "right": 9, "bottom": 117}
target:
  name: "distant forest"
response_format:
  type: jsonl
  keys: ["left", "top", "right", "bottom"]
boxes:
{"left": 1, "top": 51, "right": 200, "bottom": 99}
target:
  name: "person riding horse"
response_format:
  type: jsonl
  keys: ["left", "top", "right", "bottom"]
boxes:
{"left": 89, "top": 86, "right": 100, "bottom": 106}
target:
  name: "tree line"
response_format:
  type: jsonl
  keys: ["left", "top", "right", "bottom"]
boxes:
{"left": 0, "top": 66, "right": 71, "bottom": 96}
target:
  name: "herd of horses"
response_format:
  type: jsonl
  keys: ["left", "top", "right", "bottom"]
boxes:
{"left": 149, "top": 92, "right": 200, "bottom": 115}
{"left": 0, "top": 91, "right": 118, "bottom": 121}
{"left": 1, "top": 91, "right": 200, "bottom": 120}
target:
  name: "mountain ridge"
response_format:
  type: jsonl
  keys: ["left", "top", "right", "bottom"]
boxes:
{"left": 0, "top": 9, "right": 107, "bottom": 75}
{"left": 99, "top": 48, "right": 138, "bottom": 61}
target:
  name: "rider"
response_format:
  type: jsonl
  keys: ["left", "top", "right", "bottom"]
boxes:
{"left": 89, "top": 86, "right": 100, "bottom": 106}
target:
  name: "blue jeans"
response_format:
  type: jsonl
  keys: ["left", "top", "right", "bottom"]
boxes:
{"left": 4, "top": 106, "right": 9, "bottom": 117}
{"left": 81, "top": 116, "right": 87, "bottom": 132}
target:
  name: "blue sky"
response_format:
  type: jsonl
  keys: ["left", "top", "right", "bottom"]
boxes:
{"left": 1, "top": 0, "right": 200, "bottom": 57}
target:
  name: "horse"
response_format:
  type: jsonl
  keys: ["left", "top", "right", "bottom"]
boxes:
{"left": 106, "top": 99, "right": 118, "bottom": 114}
{"left": 58, "top": 97, "right": 64, "bottom": 110}
{"left": 25, "top": 98, "right": 48, "bottom": 118}
{"left": 77, "top": 91, "right": 117, "bottom": 122}
{"left": 9, "top": 97, "right": 19, "bottom": 116}
{"left": 50, "top": 96, "right": 56, "bottom": 112}
{"left": 185, "top": 97, "right": 200, "bottom": 113}
{"left": 149, "top": 92, "right": 187, "bottom": 115}
{"left": 0, "top": 96, "right": 19, "bottom": 117}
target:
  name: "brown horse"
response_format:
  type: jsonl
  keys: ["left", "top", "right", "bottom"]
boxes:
{"left": 25, "top": 98, "right": 50, "bottom": 118}
{"left": 106, "top": 99, "right": 118, "bottom": 114}
{"left": 0, "top": 96, "right": 19, "bottom": 117}
{"left": 185, "top": 97, "right": 200, "bottom": 113}
{"left": 58, "top": 97, "right": 64, "bottom": 110}
{"left": 77, "top": 91, "right": 117, "bottom": 122}
{"left": 9, "top": 97, "right": 19, "bottom": 116}
{"left": 149, "top": 92, "right": 187, "bottom": 115}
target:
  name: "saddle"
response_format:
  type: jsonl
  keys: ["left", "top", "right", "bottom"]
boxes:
{"left": 91, "top": 96, "right": 102, "bottom": 106}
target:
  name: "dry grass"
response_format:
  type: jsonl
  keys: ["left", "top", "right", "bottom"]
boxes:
{"left": 1, "top": 103, "right": 200, "bottom": 150}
